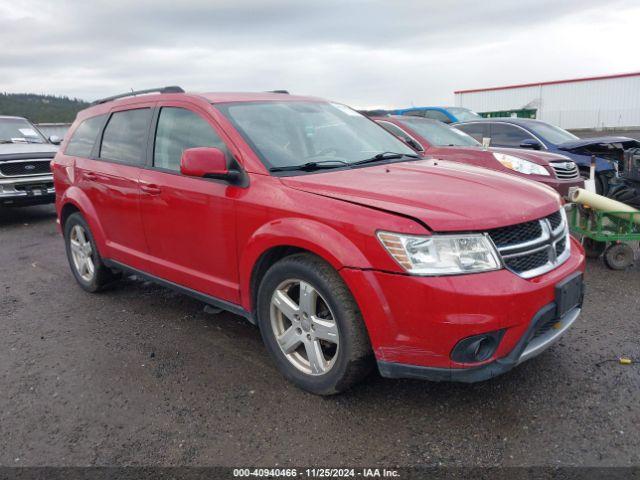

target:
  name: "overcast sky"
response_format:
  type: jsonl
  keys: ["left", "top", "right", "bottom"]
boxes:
{"left": 2, "top": 0, "right": 640, "bottom": 108}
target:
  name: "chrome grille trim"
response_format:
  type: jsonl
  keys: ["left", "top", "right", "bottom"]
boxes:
{"left": 549, "top": 161, "right": 580, "bottom": 179}
{"left": 0, "top": 159, "right": 52, "bottom": 177}
{"left": 489, "top": 209, "right": 571, "bottom": 279}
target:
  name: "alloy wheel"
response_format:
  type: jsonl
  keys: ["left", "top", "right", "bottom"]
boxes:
{"left": 69, "top": 224, "right": 95, "bottom": 282}
{"left": 270, "top": 279, "right": 340, "bottom": 375}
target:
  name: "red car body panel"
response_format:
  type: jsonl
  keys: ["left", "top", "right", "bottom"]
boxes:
{"left": 52, "top": 91, "right": 586, "bottom": 381}
{"left": 373, "top": 116, "right": 584, "bottom": 196}
{"left": 343, "top": 237, "right": 584, "bottom": 368}
{"left": 281, "top": 159, "right": 561, "bottom": 231}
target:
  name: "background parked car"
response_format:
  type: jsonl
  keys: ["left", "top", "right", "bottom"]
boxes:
{"left": 372, "top": 115, "right": 584, "bottom": 196}
{"left": 0, "top": 115, "right": 60, "bottom": 207}
{"left": 452, "top": 117, "right": 640, "bottom": 194}
{"left": 393, "top": 106, "right": 482, "bottom": 123}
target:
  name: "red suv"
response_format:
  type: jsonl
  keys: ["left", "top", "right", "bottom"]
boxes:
{"left": 52, "top": 87, "right": 585, "bottom": 395}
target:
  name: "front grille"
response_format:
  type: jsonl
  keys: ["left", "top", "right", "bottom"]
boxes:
{"left": 488, "top": 210, "right": 570, "bottom": 278}
{"left": 504, "top": 249, "right": 550, "bottom": 273}
{"left": 14, "top": 182, "right": 54, "bottom": 191}
{"left": 0, "top": 160, "right": 51, "bottom": 177}
{"left": 532, "top": 315, "right": 560, "bottom": 339}
{"left": 547, "top": 210, "right": 562, "bottom": 230}
{"left": 549, "top": 161, "right": 580, "bottom": 179}
{"left": 489, "top": 220, "right": 542, "bottom": 248}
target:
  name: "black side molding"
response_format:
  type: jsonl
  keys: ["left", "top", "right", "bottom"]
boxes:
{"left": 103, "top": 259, "right": 255, "bottom": 324}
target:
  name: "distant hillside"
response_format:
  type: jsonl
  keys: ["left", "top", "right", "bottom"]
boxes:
{"left": 0, "top": 93, "right": 89, "bottom": 123}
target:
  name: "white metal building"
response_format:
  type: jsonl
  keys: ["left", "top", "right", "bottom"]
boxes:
{"left": 454, "top": 72, "right": 640, "bottom": 130}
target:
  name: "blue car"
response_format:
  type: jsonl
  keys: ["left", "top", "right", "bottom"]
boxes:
{"left": 393, "top": 106, "right": 482, "bottom": 124}
{"left": 453, "top": 117, "right": 640, "bottom": 194}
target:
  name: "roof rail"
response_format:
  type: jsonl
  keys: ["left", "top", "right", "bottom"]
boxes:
{"left": 91, "top": 86, "right": 185, "bottom": 105}
{"left": 266, "top": 90, "right": 289, "bottom": 94}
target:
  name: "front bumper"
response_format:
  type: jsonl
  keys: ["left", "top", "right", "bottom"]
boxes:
{"left": 378, "top": 304, "right": 580, "bottom": 382}
{"left": 340, "top": 236, "right": 586, "bottom": 381}
{"left": 0, "top": 174, "right": 55, "bottom": 206}
{"left": 538, "top": 177, "right": 584, "bottom": 197}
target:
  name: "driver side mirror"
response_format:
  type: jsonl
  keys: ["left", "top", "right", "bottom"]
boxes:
{"left": 520, "top": 138, "right": 542, "bottom": 150}
{"left": 49, "top": 135, "right": 62, "bottom": 145}
{"left": 180, "top": 147, "right": 241, "bottom": 183}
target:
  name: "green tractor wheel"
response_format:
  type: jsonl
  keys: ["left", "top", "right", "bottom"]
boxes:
{"left": 603, "top": 243, "right": 635, "bottom": 270}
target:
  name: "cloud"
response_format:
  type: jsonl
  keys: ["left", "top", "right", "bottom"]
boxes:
{"left": 1, "top": 0, "right": 640, "bottom": 108}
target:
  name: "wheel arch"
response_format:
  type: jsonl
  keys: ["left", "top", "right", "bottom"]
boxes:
{"left": 58, "top": 187, "right": 108, "bottom": 254}
{"left": 240, "top": 218, "right": 371, "bottom": 312}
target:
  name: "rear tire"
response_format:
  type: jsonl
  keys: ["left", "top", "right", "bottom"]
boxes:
{"left": 257, "top": 253, "right": 373, "bottom": 395}
{"left": 64, "top": 212, "right": 119, "bottom": 292}
{"left": 596, "top": 174, "right": 608, "bottom": 196}
{"left": 603, "top": 243, "right": 634, "bottom": 270}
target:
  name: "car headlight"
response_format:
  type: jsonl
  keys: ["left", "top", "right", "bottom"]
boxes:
{"left": 377, "top": 231, "right": 502, "bottom": 276}
{"left": 493, "top": 152, "right": 549, "bottom": 176}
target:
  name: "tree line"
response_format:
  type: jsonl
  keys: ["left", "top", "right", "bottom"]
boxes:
{"left": 0, "top": 93, "right": 89, "bottom": 123}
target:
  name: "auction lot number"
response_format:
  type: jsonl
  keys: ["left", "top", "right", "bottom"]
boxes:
{"left": 233, "top": 468, "right": 400, "bottom": 478}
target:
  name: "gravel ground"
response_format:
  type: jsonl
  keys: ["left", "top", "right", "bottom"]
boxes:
{"left": 1, "top": 205, "right": 639, "bottom": 467}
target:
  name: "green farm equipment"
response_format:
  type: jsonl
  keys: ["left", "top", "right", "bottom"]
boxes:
{"left": 569, "top": 205, "right": 640, "bottom": 270}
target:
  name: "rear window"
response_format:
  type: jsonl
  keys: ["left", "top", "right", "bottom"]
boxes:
{"left": 448, "top": 108, "right": 482, "bottom": 122}
{"left": 100, "top": 109, "right": 152, "bottom": 165}
{"left": 454, "top": 123, "right": 487, "bottom": 143}
{"left": 65, "top": 115, "right": 106, "bottom": 157}
{"left": 398, "top": 118, "right": 479, "bottom": 147}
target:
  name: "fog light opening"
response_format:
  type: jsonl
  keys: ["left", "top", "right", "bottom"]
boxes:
{"left": 451, "top": 330, "right": 505, "bottom": 364}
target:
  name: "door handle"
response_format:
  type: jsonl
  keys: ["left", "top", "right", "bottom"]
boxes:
{"left": 84, "top": 172, "right": 98, "bottom": 181}
{"left": 140, "top": 183, "right": 161, "bottom": 195}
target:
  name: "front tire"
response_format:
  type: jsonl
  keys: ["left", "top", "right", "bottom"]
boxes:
{"left": 257, "top": 253, "right": 373, "bottom": 395}
{"left": 64, "top": 212, "right": 118, "bottom": 292}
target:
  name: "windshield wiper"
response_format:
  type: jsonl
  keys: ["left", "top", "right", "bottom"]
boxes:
{"left": 351, "top": 151, "right": 419, "bottom": 166}
{"left": 269, "top": 160, "right": 349, "bottom": 172}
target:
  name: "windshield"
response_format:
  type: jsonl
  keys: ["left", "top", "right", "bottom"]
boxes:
{"left": 448, "top": 108, "right": 481, "bottom": 122}
{"left": 398, "top": 117, "right": 480, "bottom": 147}
{"left": 0, "top": 117, "right": 47, "bottom": 144}
{"left": 216, "top": 101, "right": 416, "bottom": 170}
{"left": 528, "top": 121, "right": 578, "bottom": 144}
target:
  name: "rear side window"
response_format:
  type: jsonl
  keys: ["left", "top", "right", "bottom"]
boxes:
{"left": 489, "top": 123, "right": 534, "bottom": 147}
{"left": 100, "top": 109, "right": 152, "bottom": 165}
{"left": 455, "top": 123, "right": 487, "bottom": 143}
{"left": 65, "top": 115, "right": 106, "bottom": 157}
{"left": 153, "top": 107, "right": 226, "bottom": 171}
{"left": 422, "top": 110, "right": 451, "bottom": 123}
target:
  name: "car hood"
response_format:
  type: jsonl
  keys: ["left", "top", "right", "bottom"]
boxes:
{"left": 0, "top": 143, "right": 58, "bottom": 159}
{"left": 557, "top": 136, "right": 640, "bottom": 150}
{"left": 280, "top": 159, "right": 560, "bottom": 231}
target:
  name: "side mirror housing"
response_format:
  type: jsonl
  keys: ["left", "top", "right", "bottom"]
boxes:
{"left": 404, "top": 138, "right": 424, "bottom": 152}
{"left": 520, "top": 138, "right": 542, "bottom": 150}
{"left": 49, "top": 135, "right": 62, "bottom": 145}
{"left": 180, "top": 147, "right": 240, "bottom": 182}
